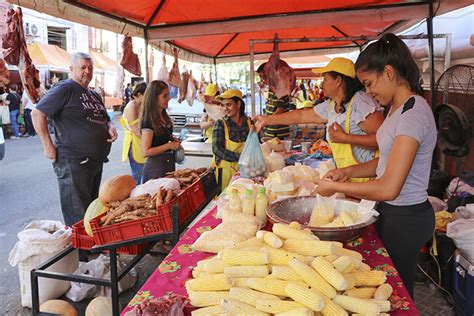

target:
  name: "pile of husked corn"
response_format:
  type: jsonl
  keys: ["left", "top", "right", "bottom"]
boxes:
{"left": 187, "top": 222, "right": 394, "bottom": 315}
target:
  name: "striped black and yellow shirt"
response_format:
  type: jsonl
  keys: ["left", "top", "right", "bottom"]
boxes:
{"left": 263, "top": 91, "right": 292, "bottom": 139}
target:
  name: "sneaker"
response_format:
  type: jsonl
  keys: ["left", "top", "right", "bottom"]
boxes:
{"left": 10, "top": 136, "right": 19, "bottom": 139}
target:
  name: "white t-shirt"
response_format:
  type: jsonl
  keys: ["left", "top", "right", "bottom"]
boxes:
{"left": 376, "top": 95, "right": 436, "bottom": 206}
{"left": 22, "top": 91, "right": 36, "bottom": 110}
{"left": 314, "top": 91, "right": 382, "bottom": 163}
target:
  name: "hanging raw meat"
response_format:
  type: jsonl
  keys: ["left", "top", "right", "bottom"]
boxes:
{"left": 186, "top": 71, "right": 198, "bottom": 107}
{"left": 197, "top": 73, "right": 207, "bottom": 102}
{"left": 264, "top": 35, "right": 296, "bottom": 99}
{"left": 2, "top": 9, "right": 20, "bottom": 65}
{"left": 0, "top": 58, "right": 11, "bottom": 87}
{"left": 168, "top": 48, "right": 181, "bottom": 87}
{"left": 113, "top": 64, "right": 125, "bottom": 99}
{"left": 120, "top": 35, "right": 142, "bottom": 77}
{"left": 156, "top": 54, "right": 169, "bottom": 82}
{"left": 178, "top": 66, "right": 190, "bottom": 103}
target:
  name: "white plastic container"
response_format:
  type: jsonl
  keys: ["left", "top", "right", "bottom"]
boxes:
{"left": 18, "top": 249, "right": 78, "bottom": 307}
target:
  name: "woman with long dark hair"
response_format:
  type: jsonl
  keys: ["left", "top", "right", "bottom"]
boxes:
{"left": 316, "top": 33, "right": 436, "bottom": 297}
{"left": 140, "top": 80, "right": 181, "bottom": 182}
{"left": 121, "top": 82, "right": 147, "bottom": 184}
{"left": 255, "top": 58, "right": 384, "bottom": 182}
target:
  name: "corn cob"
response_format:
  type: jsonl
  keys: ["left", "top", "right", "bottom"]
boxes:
{"left": 233, "top": 277, "right": 249, "bottom": 288}
{"left": 192, "top": 271, "right": 217, "bottom": 278}
{"left": 262, "top": 231, "right": 284, "bottom": 248}
{"left": 191, "top": 305, "right": 226, "bottom": 316}
{"left": 352, "top": 314, "right": 389, "bottom": 316}
{"left": 369, "top": 299, "right": 391, "bottom": 312}
{"left": 343, "top": 274, "right": 356, "bottom": 290}
{"left": 374, "top": 283, "right": 393, "bottom": 300}
{"left": 344, "top": 287, "right": 377, "bottom": 299}
{"left": 332, "top": 256, "right": 355, "bottom": 273}
{"left": 228, "top": 286, "right": 280, "bottom": 307}
{"left": 304, "top": 256, "right": 316, "bottom": 265}
{"left": 261, "top": 246, "right": 305, "bottom": 265}
{"left": 336, "top": 247, "right": 363, "bottom": 260}
{"left": 264, "top": 274, "right": 278, "bottom": 279}
{"left": 231, "top": 236, "right": 264, "bottom": 250}
{"left": 188, "top": 291, "right": 229, "bottom": 307}
{"left": 272, "top": 265, "right": 303, "bottom": 281}
{"left": 203, "top": 258, "right": 229, "bottom": 273}
{"left": 222, "top": 249, "right": 269, "bottom": 265}
{"left": 192, "top": 269, "right": 202, "bottom": 278}
{"left": 256, "top": 300, "right": 305, "bottom": 313}
{"left": 333, "top": 294, "right": 380, "bottom": 315}
{"left": 224, "top": 265, "right": 269, "bottom": 278}
{"left": 196, "top": 257, "right": 215, "bottom": 270}
{"left": 357, "top": 262, "right": 371, "bottom": 271}
{"left": 288, "top": 221, "right": 302, "bottom": 230}
{"left": 273, "top": 223, "right": 316, "bottom": 240}
{"left": 247, "top": 278, "right": 290, "bottom": 296}
{"left": 288, "top": 258, "right": 336, "bottom": 298}
{"left": 275, "top": 307, "right": 315, "bottom": 316}
{"left": 283, "top": 239, "right": 337, "bottom": 256}
{"left": 339, "top": 210, "right": 355, "bottom": 226}
{"left": 311, "top": 257, "right": 348, "bottom": 291}
{"left": 319, "top": 292, "right": 348, "bottom": 316}
{"left": 348, "top": 271, "right": 387, "bottom": 287}
{"left": 285, "top": 282, "right": 325, "bottom": 312}
{"left": 185, "top": 274, "right": 233, "bottom": 292}
{"left": 324, "top": 255, "right": 339, "bottom": 262}
{"left": 221, "top": 299, "right": 269, "bottom": 315}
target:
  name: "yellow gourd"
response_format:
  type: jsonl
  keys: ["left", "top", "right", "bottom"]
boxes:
{"left": 40, "top": 300, "right": 77, "bottom": 316}
{"left": 84, "top": 197, "right": 106, "bottom": 236}
{"left": 86, "top": 296, "right": 112, "bottom": 316}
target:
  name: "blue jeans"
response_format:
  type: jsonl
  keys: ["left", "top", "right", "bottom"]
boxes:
{"left": 129, "top": 148, "right": 144, "bottom": 185}
{"left": 9, "top": 109, "right": 20, "bottom": 137}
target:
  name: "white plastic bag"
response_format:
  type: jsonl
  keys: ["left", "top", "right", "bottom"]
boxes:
{"left": 447, "top": 218, "right": 474, "bottom": 262}
{"left": 238, "top": 130, "right": 267, "bottom": 178}
{"left": 203, "top": 102, "right": 225, "bottom": 121}
{"left": 130, "top": 178, "right": 181, "bottom": 197}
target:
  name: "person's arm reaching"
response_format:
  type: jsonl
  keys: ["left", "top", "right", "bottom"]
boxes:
{"left": 31, "top": 109, "right": 57, "bottom": 161}
{"left": 141, "top": 130, "right": 180, "bottom": 158}
{"left": 254, "top": 108, "right": 326, "bottom": 133}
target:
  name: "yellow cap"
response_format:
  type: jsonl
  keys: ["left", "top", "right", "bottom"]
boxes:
{"left": 217, "top": 89, "right": 243, "bottom": 100}
{"left": 205, "top": 84, "right": 219, "bottom": 96}
{"left": 297, "top": 100, "right": 314, "bottom": 109}
{"left": 312, "top": 57, "right": 356, "bottom": 79}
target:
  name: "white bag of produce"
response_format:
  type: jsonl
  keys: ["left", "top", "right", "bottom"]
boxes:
{"left": 203, "top": 102, "right": 225, "bottom": 121}
{"left": 131, "top": 178, "right": 181, "bottom": 198}
{"left": 447, "top": 218, "right": 474, "bottom": 262}
{"left": 265, "top": 151, "right": 285, "bottom": 172}
{"left": 8, "top": 220, "right": 78, "bottom": 307}
{"left": 238, "top": 130, "right": 267, "bottom": 178}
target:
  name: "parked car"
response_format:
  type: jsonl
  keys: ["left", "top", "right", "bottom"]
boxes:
{"left": 167, "top": 97, "right": 205, "bottom": 141}
{"left": 0, "top": 127, "right": 5, "bottom": 160}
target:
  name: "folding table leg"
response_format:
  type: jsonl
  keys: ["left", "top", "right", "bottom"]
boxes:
{"left": 31, "top": 269, "right": 40, "bottom": 315}
{"left": 109, "top": 250, "right": 120, "bottom": 316}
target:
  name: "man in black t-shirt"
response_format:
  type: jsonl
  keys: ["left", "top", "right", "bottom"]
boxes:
{"left": 6, "top": 84, "right": 21, "bottom": 138}
{"left": 32, "top": 52, "right": 118, "bottom": 227}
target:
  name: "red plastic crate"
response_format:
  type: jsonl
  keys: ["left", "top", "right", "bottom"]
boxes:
{"left": 89, "top": 191, "right": 190, "bottom": 246}
{"left": 72, "top": 220, "right": 147, "bottom": 255}
{"left": 185, "top": 178, "right": 206, "bottom": 211}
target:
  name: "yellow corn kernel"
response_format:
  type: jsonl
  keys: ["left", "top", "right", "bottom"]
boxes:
{"left": 348, "top": 271, "right": 387, "bottom": 287}
{"left": 275, "top": 307, "right": 315, "bottom": 316}
{"left": 220, "top": 298, "right": 269, "bottom": 316}
{"left": 188, "top": 291, "right": 229, "bottom": 307}
{"left": 272, "top": 265, "right": 303, "bottom": 281}
{"left": 203, "top": 258, "right": 229, "bottom": 273}
{"left": 285, "top": 282, "right": 325, "bottom": 312}
{"left": 256, "top": 299, "right": 305, "bottom": 313}
{"left": 357, "top": 262, "right": 371, "bottom": 271}
{"left": 374, "top": 283, "right": 393, "bottom": 300}
{"left": 369, "top": 299, "right": 391, "bottom": 312}
{"left": 264, "top": 231, "right": 284, "bottom": 248}
{"left": 185, "top": 274, "right": 233, "bottom": 292}
{"left": 261, "top": 246, "right": 305, "bottom": 265}
{"left": 339, "top": 210, "right": 355, "bottom": 226}
{"left": 333, "top": 294, "right": 380, "bottom": 315}
{"left": 344, "top": 287, "right": 377, "bottom": 299}
{"left": 191, "top": 305, "right": 226, "bottom": 316}
{"left": 288, "top": 221, "right": 302, "bottom": 230}
{"left": 232, "top": 236, "right": 264, "bottom": 250}
{"left": 222, "top": 248, "right": 269, "bottom": 266}
{"left": 224, "top": 265, "right": 269, "bottom": 278}
{"left": 273, "top": 223, "right": 316, "bottom": 240}
{"left": 311, "top": 257, "right": 348, "bottom": 291}
{"left": 336, "top": 247, "right": 363, "bottom": 260}
{"left": 283, "top": 239, "right": 337, "bottom": 256}
{"left": 192, "top": 271, "right": 217, "bottom": 278}
{"left": 332, "top": 256, "right": 355, "bottom": 273}
{"left": 233, "top": 277, "right": 249, "bottom": 288}
{"left": 344, "top": 274, "right": 356, "bottom": 290}
{"left": 288, "top": 258, "right": 336, "bottom": 298}
{"left": 319, "top": 292, "right": 348, "bottom": 316}
{"left": 228, "top": 287, "right": 280, "bottom": 307}
{"left": 196, "top": 257, "right": 215, "bottom": 270}
{"left": 247, "top": 278, "right": 290, "bottom": 296}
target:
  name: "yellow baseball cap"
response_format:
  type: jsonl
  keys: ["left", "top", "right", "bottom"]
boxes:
{"left": 205, "top": 83, "right": 219, "bottom": 96}
{"left": 217, "top": 89, "right": 243, "bottom": 100}
{"left": 312, "top": 57, "right": 356, "bottom": 79}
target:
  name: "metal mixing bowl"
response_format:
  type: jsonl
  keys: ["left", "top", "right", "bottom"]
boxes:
{"left": 267, "top": 196, "right": 377, "bottom": 242}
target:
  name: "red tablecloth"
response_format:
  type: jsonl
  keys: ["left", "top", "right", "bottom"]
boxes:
{"left": 122, "top": 206, "right": 419, "bottom": 315}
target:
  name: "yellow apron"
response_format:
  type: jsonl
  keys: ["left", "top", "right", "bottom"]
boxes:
{"left": 328, "top": 98, "right": 375, "bottom": 183}
{"left": 211, "top": 118, "right": 250, "bottom": 192}
{"left": 205, "top": 126, "right": 213, "bottom": 143}
{"left": 120, "top": 116, "right": 146, "bottom": 164}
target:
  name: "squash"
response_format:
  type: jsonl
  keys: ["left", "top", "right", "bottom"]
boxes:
{"left": 40, "top": 299, "right": 77, "bottom": 316}
{"left": 84, "top": 198, "right": 106, "bottom": 236}
{"left": 98, "top": 174, "right": 136, "bottom": 204}
{"left": 86, "top": 296, "right": 112, "bottom": 316}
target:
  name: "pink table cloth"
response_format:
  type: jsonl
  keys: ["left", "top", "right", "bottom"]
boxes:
{"left": 122, "top": 205, "right": 419, "bottom": 315}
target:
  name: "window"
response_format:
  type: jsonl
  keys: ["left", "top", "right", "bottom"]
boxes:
{"left": 47, "top": 26, "right": 67, "bottom": 50}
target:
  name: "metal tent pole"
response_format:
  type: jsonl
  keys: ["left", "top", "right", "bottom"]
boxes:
{"left": 144, "top": 28, "right": 150, "bottom": 82}
{"left": 427, "top": 0, "right": 436, "bottom": 106}
{"left": 249, "top": 40, "right": 256, "bottom": 117}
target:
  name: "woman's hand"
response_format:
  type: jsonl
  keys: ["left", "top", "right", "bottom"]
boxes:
{"left": 168, "top": 141, "right": 181, "bottom": 151}
{"left": 315, "top": 179, "right": 338, "bottom": 197}
{"left": 328, "top": 122, "right": 348, "bottom": 143}
{"left": 254, "top": 115, "right": 269, "bottom": 133}
{"left": 323, "top": 168, "right": 350, "bottom": 182}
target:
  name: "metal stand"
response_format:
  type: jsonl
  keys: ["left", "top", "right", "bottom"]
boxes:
{"left": 31, "top": 173, "right": 218, "bottom": 316}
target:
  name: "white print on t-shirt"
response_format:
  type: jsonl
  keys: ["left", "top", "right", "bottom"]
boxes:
{"left": 80, "top": 92, "right": 108, "bottom": 125}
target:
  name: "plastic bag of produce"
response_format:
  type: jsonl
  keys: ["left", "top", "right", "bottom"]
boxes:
{"left": 447, "top": 218, "right": 474, "bottom": 262}
{"left": 238, "top": 129, "right": 267, "bottom": 178}
{"left": 130, "top": 178, "right": 181, "bottom": 198}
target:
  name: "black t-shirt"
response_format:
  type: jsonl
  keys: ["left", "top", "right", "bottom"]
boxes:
{"left": 36, "top": 79, "right": 111, "bottom": 161}
{"left": 6, "top": 92, "right": 20, "bottom": 111}
{"left": 141, "top": 119, "right": 173, "bottom": 149}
